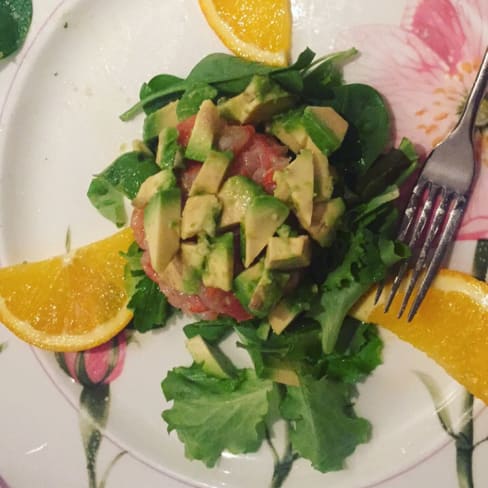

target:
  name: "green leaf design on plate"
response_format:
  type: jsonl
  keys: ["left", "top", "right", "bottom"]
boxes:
{"left": 0, "top": 0, "right": 33, "bottom": 60}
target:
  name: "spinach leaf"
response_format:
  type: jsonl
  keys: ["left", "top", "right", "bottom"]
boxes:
{"left": 302, "top": 48, "right": 358, "bottom": 99}
{"left": 86, "top": 177, "right": 127, "bottom": 227}
{"left": 0, "top": 0, "right": 32, "bottom": 60}
{"left": 187, "top": 53, "right": 274, "bottom": 85}
{"left": 183, "top": 317, "right": 238, "bottom": 344}
{"left": 177, "top": 82, "right": 218, "bottom": 120}
{"left": 162, "top": 365, "right": 277, "bottom": 467}
{"left": 139, "top": 73, "right": 184, "bottom": 115}
{"left": 330, "top": 84, "right": 390, "bottom": 171}
{"left": 121, "top": 80, "right": 188, "bottom": 121}
{"left": 87, "top": 151, "right": 160, "bottom": 226}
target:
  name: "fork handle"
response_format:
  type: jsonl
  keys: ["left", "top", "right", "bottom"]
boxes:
{"left": 455, "top": 47, "right": 488, "bottom": 136}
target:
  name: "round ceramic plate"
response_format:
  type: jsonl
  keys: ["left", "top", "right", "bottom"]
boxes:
{"left": 1, "top": 1, "right": 488, "bottom": 487}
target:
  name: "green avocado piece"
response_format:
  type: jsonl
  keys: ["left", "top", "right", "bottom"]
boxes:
{"left": 202, "top": 232, "right": 234, "bottom": 292}
{"left": 180, "top": 238, "right": 210, "bottom": 294}
{"left": 306, "top": 197, "right": 345, "bottom": 247}
{"left": 273, "top": 149, "right": 314, "bottom": 227}
{"left": 264, "top": 358, "right": 300, "bottom": 386}
{"left": 156, "top": 127, "right": 183, "bottom": 169}
{"left": 186, "top": 335, "right": 236, "bottom": 379}
{"left": 189, "top": 150, "right": 233, "bottom": 196}
{"left": 218, "top": 75, "right": 296, "bottom": 125}
{"left": 185, "top": 100, "right": 223, "bottom": 162}
{"left": 265, "top": 235, "right": 311, "bottom": 270}
{"left": 268, "top": 108, "right": 308, "bottom": 154}
{"left": 242, "top": 195, "right": 289, "bottom": 267}
{"left": 303, "top": 106, "right": 348, "bottom": 155}
{"left": 268, "top": 280, "right": 318, "bottom": 334}
{"left": 305, "top": 139, "right": 334, "bottom": 202}
{"left": 144, "top": 188, "right": 181, "bottom": 275}
{"left": 218, "top": 175, "right": 264, "bottom": 228}
{"left": 132, "top": 169, "right": 176, "bottom": 208}
{"left": 233, "top": 260, "right": 289, "bottom": 318}
{"left": 143, "top": 101, "right": 178, "bottom": 142}
{"left": 181, "top": 194, "right": 222, "bottom": 239}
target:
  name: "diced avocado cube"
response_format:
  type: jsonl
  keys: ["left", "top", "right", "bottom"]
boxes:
{"left": 242, "top": 195, "right": 289, "bottom": 267}
{"left": 143, "top": 101, "right": 178, "bottom": 142}
{"left": 144, "top": 188, "right": 181, "bottom": 275}
{"left": 189, "top": 150, "right": 233, "bottom": 196}
{"left": 303, "top": 106, "right": 348, "bottom": 155}
{"left": 306, "top": 197, "right": 345, "bottom": 247}
{"left": 268, "top": 108, "right": 308, "bottom": 154}
{"left": 180, "top": 238, "right": 210, "bottom": 294}
{"left": 273, "top": 149, "right": 314, "bottom": 227}
{"left": 202, "top": 232, "right": 234, "bottom": 292}
{"left": 185, "top": 100, "right": 223, "bottom": 162}
{"left": 248, "top": 270, "right": 289, "bottom": 318}
{"left": 132, "top": 169, "right": 176, "bottom": 208}
{"left": 268, "top": 280, "right": 318, "bottom": 334}
{"left": 234, "top": 260, "right": 289, "bottom": 318}
{"left": 233, "top": 260, "right": 264, "bottom": 311}
{"left": 158, "top": 253, "right": 185, "bottom": 293}
{"left": 181, "top": 194, "right": 222, "bottom": 239}
{"left": 218, "top": 175, "right": 264, "bottom": 228}
{"left": 218, "top": 75, "right": 296, "bottom": 125}
{"left": 265, "top": 235, "right": 311, "bottom": 270}
{"left": 263, "top": 358, "right": 300, "bottom": 386}
{"left": 268, "top": 300, "right": 298, "bottom": 335}
{"left": 186, "top": 335, "right": 236, "bottom": 379}
{"left": 305, "top": 139, "right": 334, "bottom": 202}
{"left": 156, "top": 127, "right": 183, "bottom": 169}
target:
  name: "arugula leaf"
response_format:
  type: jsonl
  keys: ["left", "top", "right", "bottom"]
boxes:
{"left": 281, "top": 374, "right": 371, "bottom": 472}
{"left": 162, "top": 364, "right": 277, "bottom": 467}
{"left": 128, "top": 275, "right": 174, "bottom": 332}
{"left": 0, "top": 0, "right": 32, "bottom": 60}
{"left": 87, "top": 151, "right": 159, "bottom": 226}
{"left": 176, "top": 82, "right": 218, "bottom": 120}
{"left": 122, "top": 242, "right": 174, "bottom": 332}
{"left": 326, "top": 320, "right": 383, "bottom": 384}
{"left": 311, "top": 226, "right": 407, "bottom": 354}
{"left": 121, "top": 241, "right": 145, "bottom": 293}
{"left": 183, "top": 317, "right": 238, "bottom": 344}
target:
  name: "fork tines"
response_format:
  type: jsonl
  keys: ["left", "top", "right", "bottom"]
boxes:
{"left": 378, "top": 178, "right": 467, "bottom": 321}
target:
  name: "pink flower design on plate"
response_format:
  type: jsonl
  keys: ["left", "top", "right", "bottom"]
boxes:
{"left": 334, "top": 0, "right": 488, "bottom": 240}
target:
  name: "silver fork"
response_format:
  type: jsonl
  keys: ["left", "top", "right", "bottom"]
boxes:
{"left": 378, "top": 47, "right": 488, "bottom": 321}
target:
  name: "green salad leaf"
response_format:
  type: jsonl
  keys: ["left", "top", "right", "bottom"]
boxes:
{"left": 122, "top": 242, "right": 175, "bottom": 332}
{"left": 281, "top": 374, "right": 371, "bottom": 472}
{"left": 162, "top": 364, "right": 277, "bottom": 467}
{"left": 87, "top": 151, "right": 159, "bottom": 226}
{"left": 0, "top": 0, "right": 32, "bottom": 60}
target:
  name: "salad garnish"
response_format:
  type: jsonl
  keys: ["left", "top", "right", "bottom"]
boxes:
{"left": 88, "top": 47, "right": 417, "bottom": 475}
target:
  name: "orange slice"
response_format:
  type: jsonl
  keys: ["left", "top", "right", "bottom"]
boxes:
{"left": 0, "top": 228, "right": 134, "bottom": 352}
{"left": 350, "top": 269, "right": 488, "bottom": 404}
{"left": 199, "top": 0, "right": 292, "bottom": 66}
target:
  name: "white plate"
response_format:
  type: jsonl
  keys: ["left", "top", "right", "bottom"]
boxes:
{"left": 1, "top": 1, "right": 488, "bottom": 487}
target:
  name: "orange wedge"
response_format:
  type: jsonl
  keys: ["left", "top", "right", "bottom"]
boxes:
{"left": 0, "top": 228, "right": 134, "bottom": 352}
{"left": 199, "top": 0, "right": 292, "bottom": 66}
{"left": 350, "top": 269, "right": 488, "bottom": 404}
